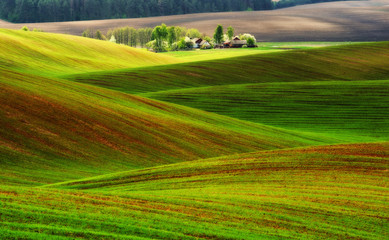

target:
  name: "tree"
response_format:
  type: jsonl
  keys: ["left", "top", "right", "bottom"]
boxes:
{"left": 121, "top": 27, "right": 130, "bottom": 44}
{"left": 82, "top": 29, "right": 93, "bottom": 38}
{"left": 213, "top": 24, "right": 224, "bottom": 45}
{"left": 152, "top": 23, "right": 168, "bottom": 52}
{"left": 247, "top": 37, "right": 255, "bottom": 47}
{"left": 138, "top": 27, "right": 153, "bottom": 48}
{"left": 227, "top": 26, "right": 234, "bottom": 40}
{"left": 95, "top": 30, "right": 105, "bottom": 40}
{"left": 146, "top": 39, "right": 168, "bottom": 52}
{"left": 167, "top": 26, "right": 177, "bottom": 47}
{"left": 240, "top": 33, "right": 257, "bottom": 46}
{"left": 128, "top": 27, "right": 137, "bottom": 47}
{"left": 21, "top": 26, "right": 29, "bottom": 31}
{"left": 175, "top": 26, "right": 187, "bottom": 38}
{"left": 137, "top": 28, "right": 147, "bottom": 47}
{"left": 186, "top": 28, "right": 201, "bottom": 38}
{"left": 177, "top": 37, "right": 193, "bottom": 50}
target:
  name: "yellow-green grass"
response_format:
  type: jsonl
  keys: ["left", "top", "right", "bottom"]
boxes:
{"left": 161, "top": 48, "right": 283, "bottom": 62}
{"left": 0, "top": 142, "right": 386, "bottom": 239}
{"left": 143, "top": 80, "right": 389, "bottom": 142}
{"left": 160, "top": 42, "right": 356, "bottom": 62}
{"left": 0, "top": 29, "right": 180, "bottom": 77}
{"left": 256, "top": 41, "right": 359, "bottom": 49}
{"left": 66, "top": 42, "right": 389, "bottom": 95}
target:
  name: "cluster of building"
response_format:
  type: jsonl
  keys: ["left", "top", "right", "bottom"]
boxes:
{"left": 191, "top": 36, "right": 250, "bottom": 49}
{"left": 222, "top": 37, "right": 248, "bottom": 48}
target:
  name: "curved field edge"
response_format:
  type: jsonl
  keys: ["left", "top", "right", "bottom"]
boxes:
{"left": 142, "top": 80, "right": 389, "bottom": 142}
{"left": 0, "top": 29, "right": 180, "bottom": 76}
{"left": 65, "top": 42, "right": 389, "bottom": 95}
{"left": 0, "top": 142, "right": 386, "bottom": 239}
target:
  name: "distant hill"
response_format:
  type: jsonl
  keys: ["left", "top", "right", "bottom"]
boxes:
{"left": 1, "top": 0, "right": 388, "bottom": 41}
{"left": 0, "top": 29, "right": 179, "bottom": 76}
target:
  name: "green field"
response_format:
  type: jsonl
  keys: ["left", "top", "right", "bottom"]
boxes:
{"left": 65, "top": 42, "right": 389, "bottom": 94}
{"left": 2, "top": 142, "right": 388, "bottom": 239}
{"left": 161, "top": 48, "right": 283, "bottom": 62}
{"left": 161, "top": 42, "right": 356, "bottom": 62}
{"left": 0, "top": 29, "right": 180, "bottom": 76}
{"left": 0, "top": 29, "right": 388, "bottom": 239}
{"left": 143, "top": 80, "right": 389, "bottom": 142}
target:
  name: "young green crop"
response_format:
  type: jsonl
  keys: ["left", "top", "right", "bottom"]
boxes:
{"left": 1, "top": 28, "right": 388, "bottom": 240}
{"left": 66, "top": 42, "right": 389, "bottom": 95}
{"left": 1, "top": 143, "right": 387, "bottom": 239}
{"left": 0, "top": 29, "right": 180, "bottom": 77}
{"left": 144, "top": 80, "right": 389, "bottom": 142}
{"left": 0, "top": 65, "right": 334, "bottom": 185}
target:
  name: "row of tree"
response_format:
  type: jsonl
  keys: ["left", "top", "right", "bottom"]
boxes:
{"left": 1, "top": 0, "right": 274, "bottom": 23}
{"left": 83, "top": 25, "right": 204, "bottom": 48}
{"left": 82, "top": 24, "right": 257, "bottom": 52}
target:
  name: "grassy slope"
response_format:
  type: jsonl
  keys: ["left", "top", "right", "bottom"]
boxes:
{"left": 0, "top": 29, "right": 180, "bottom": 76}
{"left": 0, "top": 30, "right": 337, "bottom": 185}
{"left": 1, "top": 29, "right": 388, "bottom": 239}
{"left": 66, "top": 42, "right": 389, "bottom": 142}
{"left": 161, "top": 48, "right": 283, "bottom": 62}
{"left": 66, "top": 42, "right": 389, "bottom": 95}
{"left": 0, "top": 65, "right": 335, "bottom": 185}
{"left": 0, "top": 142, "right": 386, "bottom": 239}
{"left": 144, "top": 80, "right": 389, "bottom": 142}
{"left": 160, "top": 42, "right": 356, "bottom": 62}
{"left": 66, "top": 42, "right": 389, "bottom": 93}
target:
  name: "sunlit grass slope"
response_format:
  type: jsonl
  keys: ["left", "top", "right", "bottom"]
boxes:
{"left": 161, "top": 48, "right": 283, "bottom": 62}
{"left": 160, "top": 42, "right": 354, "bottom": 62}
{"left": 66, "top": 42, "right": 389, "bottom": 95}
{"left": 0, "top": 142, "right": 386, "bottom": 239}
{"left": 144, "top": 80, "right": 389, "bottom": 142}
{"left": 0, "top": 66, "right": 336, "bottom": 185}
{"left": 0, "top": 29, "right": 179, "bottom": 76}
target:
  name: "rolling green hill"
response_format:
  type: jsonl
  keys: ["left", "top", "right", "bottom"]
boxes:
{"left": 66, "top": 42, "right": 389, "bottom": 94}
{"left": 66, "top": 42, "right": 389, "bottom": 142}
{"left": 2, "top": 67, "right": 333, "bottom": 185}
{"left": 0, "top": 29, "right": 180, "bottom": 76}
{"left": 144, "top": 80, "right": 389, "bottom": 142}
{"left": 0, "top": 30, "right": 336, "bottom": 185}
{"left": 1, "top": 142, "right": 387, "bottom": 239}
{"left": 0, "top": 29, "right": 388, "bottom": 239}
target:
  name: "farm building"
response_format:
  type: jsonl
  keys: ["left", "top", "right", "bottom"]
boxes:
{"left": 192, "top": 38, "right": 211, "bottom": 49}
{"left": 192, "top": 38, "right": 203, "bottom": 48}
{"left": 223, "top": 37, "right": 247, "bottom": 48}
{"left": 230, "top": 37, "right": 247, "bottom": 48}
{"left": 199, "top": 40, "right": 211, "bottom": 49}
